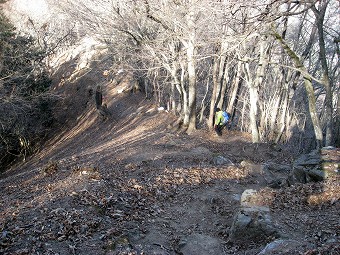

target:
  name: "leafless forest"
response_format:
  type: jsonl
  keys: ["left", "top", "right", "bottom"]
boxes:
{"left": 0, "top": 1, "right": 339, "bottom": 255}
{"left": 1, "top": 0, "right": 339, "bottom": 168}
{"left": 57, "top": 0, "right": 340, "bottom": 145}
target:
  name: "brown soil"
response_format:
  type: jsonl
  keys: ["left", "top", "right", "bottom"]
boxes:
{"left": 0, "top": 70, "right": 339, "bottom": 255}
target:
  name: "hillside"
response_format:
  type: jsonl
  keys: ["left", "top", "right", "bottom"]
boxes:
{"left": 0, "top": 64, "right": 339, "bottom": 255}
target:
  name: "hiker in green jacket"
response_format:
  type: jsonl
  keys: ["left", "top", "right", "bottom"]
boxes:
{"left": 214, "top": 108, "right": 231, "bottom": 136}
{"left": 214, "top": 108, "right": 224, "bottom": 136}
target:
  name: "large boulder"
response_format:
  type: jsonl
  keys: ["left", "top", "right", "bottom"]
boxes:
{"left": 290, "top": 147, "right": 339, "bottom": 184}
{"left": 240, "top": 161, "right": 290, "bottom": 188}
{"left": 229, "top": 189, "right": 279, "bottom": 244}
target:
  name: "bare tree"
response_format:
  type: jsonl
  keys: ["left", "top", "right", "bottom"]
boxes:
{"left": 311, "top": 0, "right": 334, "bottom": 146}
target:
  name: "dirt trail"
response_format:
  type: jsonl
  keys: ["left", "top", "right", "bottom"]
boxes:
{"left": 1, "top": 73, "right": 339, "bottom": 255}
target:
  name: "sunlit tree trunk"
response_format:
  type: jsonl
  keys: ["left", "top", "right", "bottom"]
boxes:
{"left": 217, "top": 62, "right": 229, "bottom": 110}
{"left": 209, "top": 52, "right": 222, "bottom": 128}
{"left": 256, "top": 38, "right": 268, "bottom": 140}
{"left": 179, "top": 59, "right": 189, "bottom": 127}
{"left": 244, "top": 36, "right": 267, "bottom": 143}
{"left": 185, "top": 8, "right": 197, "bottom": 133}
{"left": 272, "top": 28, "right": 323, "bottom": 148}
{"left": 170, "top": 61, "right": 181, "bottom": 114}
{"left": 186, "top": 42, "right": 197, "bottom": 132}
{"left": 312, "top": 0, "right": 333, "bottom": 146}
{"left": 272, "top": 12, "right": 291, "bottom": 143}
{"left": 335, "top": 91, "right": 340, "bottom": 147}
{"left": 274, "top": 80, "right": 290, "bottom": 144}
{"left": 217, "top": 42, "right": 229, "bottom": 109}
{"left": 199, "top": 75, "right": 210, "bottom": 124}
{"left": 243, "top": 60, "right": 260, "bottom": 143}
{"left": 227, "top": 60, "right": 242, "bottom": 115}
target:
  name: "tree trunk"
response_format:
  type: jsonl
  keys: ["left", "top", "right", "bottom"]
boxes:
{"left": 186, "top": 44, "right": 197, "bottom": 133}
{"left": 180, "top": 59, "right": 189, "bottom": 127}
{"left": 335, "top": 91, "right": 340, "bottom": 147}
{"left": 272, "top": 28, "right": 323, "bottom": 148}
{"left": 244, "top": 37, "right": 268, "bottom": 143}
{"left": 274, "top": 82, "right": 290, "bottom": 144}
{"left": 199, "top": 77, "right": 210, "bottom": 124}
{"left": 217, "top": 60, "right": 229, "bottom": 110}
{"left": 272, "top": 13, "right": 290, "bottom": 143}
{"left": 209, "top": 54, "right": 221, "bottom": 128}
{"left": 312, "top": 1, "right": 333, "bottom": 146}
{"left": 217, "top": 44, "right": 228, "bottom": 109}
{"left": 170, "top": 61, "right": 181, "bottom": 114}
{"left": 227, "top": 60, "right": 242, "bottom": 115}
{"left": 243, "top": 61, "right": 260, "bottom": 143}
{"left": 256, "top": 38, "right": 268, "bottom": 140}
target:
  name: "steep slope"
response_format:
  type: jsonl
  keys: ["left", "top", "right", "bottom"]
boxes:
{"left": 1, "top": 65, "right": 339, "bottom": 255}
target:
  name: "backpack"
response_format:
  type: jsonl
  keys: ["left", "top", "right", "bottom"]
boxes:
{"left": 222, "top": 111, "right": 229, "bottom": 124}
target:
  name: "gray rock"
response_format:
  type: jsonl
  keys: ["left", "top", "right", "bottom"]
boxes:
{"left": 267, "top": 178, "right": 288, "bottom": 189}
{"left": 240, "top": 160, "right": 268, "bottom": 176}
{"left": 229, "top": 206, "right": 278, "bottom": 243}
{"left": 289, "top": 147, "right": 339, "bottom": 184}
{"left": 240, "top": 189, "right": 258, "bottom": 207}
{"left": 179, "top": 233, "right": 224, "bottom": 255}
{"left": 294, "top": 150, "right": 321, "bottom": 167}
{"left": 212, "top": 155, "right": 234, "bottom": 166}
{"left": 307, "top": 168, "right": 328, "bottom": 181}
{"left": 266, "top": 162, "right": 291, "bottom": 173}
{"left": 240, "top": 161, "right": 290, "bottom": 187}
{"left": 258, "top": 239, "right": 314, "bottom": 255}
{"left": 229, "top": 189, "right": 279, "bottom": 244}
{"left": 290, "top": 166, "right": 307, "bottom": 184}
{"left": 188, "top": 146, "right": 213, "bottom": 157}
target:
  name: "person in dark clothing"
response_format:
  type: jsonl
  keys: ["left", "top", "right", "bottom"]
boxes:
{"left": 98, "top": 103, "right": 112, "bottom": 121}
{"left": 95, "top": 85, "right": 103, "bottom": 109}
